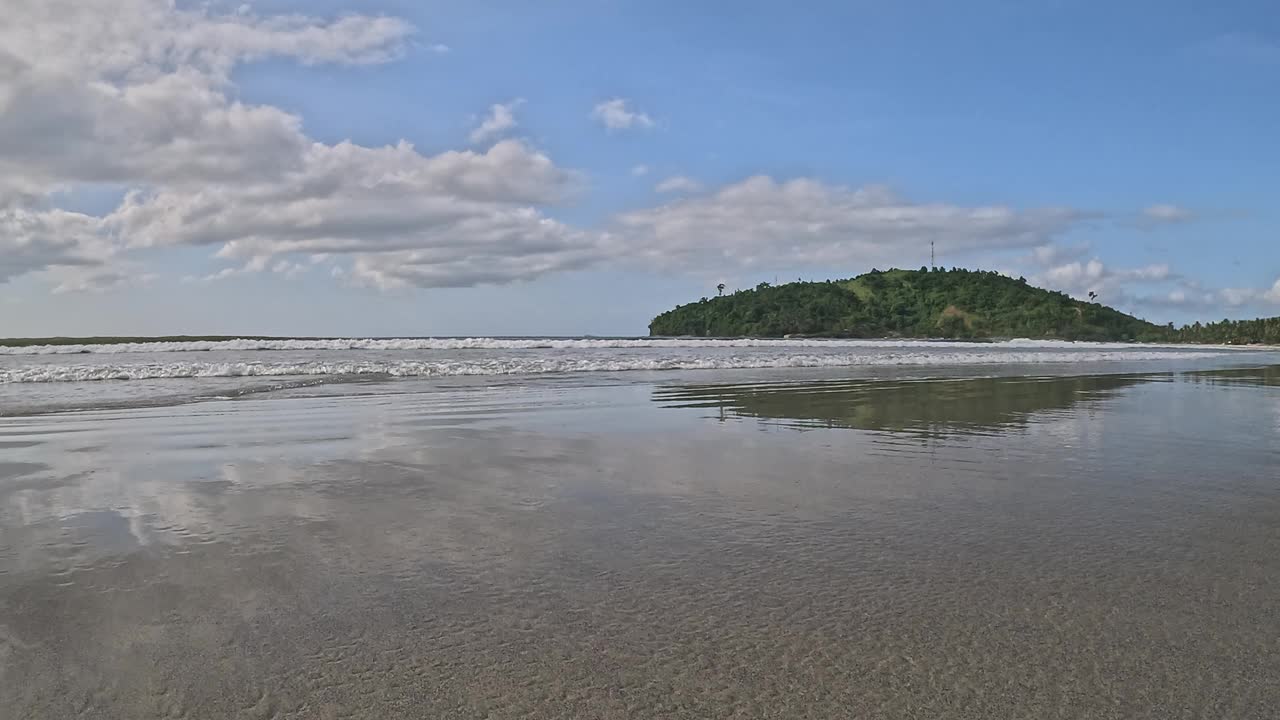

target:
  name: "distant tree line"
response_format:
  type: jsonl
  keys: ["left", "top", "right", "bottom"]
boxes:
{"left": 1168, "top": 317, "right": 1280, "bottom": 345}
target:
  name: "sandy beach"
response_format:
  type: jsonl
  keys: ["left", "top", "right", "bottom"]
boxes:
{"left": 3, "top": 365, "right": 1279, "bottom": 718}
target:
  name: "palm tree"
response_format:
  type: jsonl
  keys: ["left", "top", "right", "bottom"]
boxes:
{"left": 717, "top": 283, "right": 725, "bottom": 297}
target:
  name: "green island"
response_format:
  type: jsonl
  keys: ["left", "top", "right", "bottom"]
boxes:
{"left": 649, "top": 268, "right": 1280, "bottom": 344}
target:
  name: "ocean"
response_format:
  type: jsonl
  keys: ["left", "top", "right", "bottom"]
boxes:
{"left": 3, "top": 338, "right": 1280, "bottom": 717}
{"left": 0, "top": 336, "right": 1271, "bottom": 416}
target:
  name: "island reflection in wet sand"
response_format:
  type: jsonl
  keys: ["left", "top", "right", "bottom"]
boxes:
{"left": 654, "top": 372, "right": 1166, "bottom": 434}
{"left": 2, "top": 368, "right": 1279, "bottom": 718}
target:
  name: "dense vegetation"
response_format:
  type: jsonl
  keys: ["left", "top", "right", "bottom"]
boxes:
{"left": 650, "top": 268, "right": 1277, "bottom": 343}
{"left": 1168, "top": 317, "right": 1280, "bottom": 345}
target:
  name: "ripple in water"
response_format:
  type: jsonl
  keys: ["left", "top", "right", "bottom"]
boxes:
{"left": 1, "top": 368, "right": 1279, "bottom": 717}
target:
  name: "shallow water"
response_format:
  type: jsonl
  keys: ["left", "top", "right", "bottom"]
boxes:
{"left": 2, "top": 363, "right": 1280, "bottom": 718}
{"left": 2, "top": 336, "right": 1272, "bottom": 416}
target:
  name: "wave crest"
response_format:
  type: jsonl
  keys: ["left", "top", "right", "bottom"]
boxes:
{"left": 0, "top": 350, "right": 1231, "bottom": 384}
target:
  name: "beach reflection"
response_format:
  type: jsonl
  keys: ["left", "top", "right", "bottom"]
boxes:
{"left": 654, "top": 372, "right": 1163, "bottom": 434}
{"left": 1185, "top": 364, "right": 1280, "bottom": 388}
{"left": 4, "top": 370, "right": 1280, "bottom": 718}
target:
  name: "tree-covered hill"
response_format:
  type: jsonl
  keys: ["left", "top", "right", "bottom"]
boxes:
{"left": 649, "top": 268, "right": 1169, "bottom": 341}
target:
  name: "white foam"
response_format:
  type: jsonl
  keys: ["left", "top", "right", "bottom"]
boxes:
{"left": 0, "top": 336, "right": 1255, "bottom": 355}
{"left": 0, "top": 349, "right": 1237, "bottom": 384}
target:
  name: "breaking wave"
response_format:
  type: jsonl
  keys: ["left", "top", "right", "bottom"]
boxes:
{"left": 0, "top": 350, "right": 1233, "bottom": 384}
{"left": 0, "top": 336, "right": 1245, "bottom": 356}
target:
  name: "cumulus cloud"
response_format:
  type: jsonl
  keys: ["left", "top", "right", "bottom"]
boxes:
{"left": 108, "top": 139, "right": 577, "bottom": 247}
{"left": 0, "top": 0, "right": 415, "bottom": 280}
{"left": 0, "top": 65, "right": 311, "bottom": 192}
{"left": 1027, "top": 251, "right": 1280, "bottom": 316}
{"left": 469, "top": 99, "right": 523, "bottom": 145}
{"left": 0, "top": 208, "right": 111, "bottom": 283}
{"left": 618, "top": 176, "right": 1087, "bottom": 271}
{"left": 631, "top": 164, "right": 650, "bottom": 177}
{"left": 591, "top": 98, "right": 655, "bottom": 131}
{"left": 655, "top": 176, "right": 704, "bottom": 194}
{"left": 106, "top": 139, "right": 596, "bottom": 285}
{"left": 346, "top": 217, "right": 606, "bottom": 289}
{"left": 0, "top": 0, "right": 602, "bottom": 290}
{"left": 1033, "top": 258, "right": 1174, "bottom": 302}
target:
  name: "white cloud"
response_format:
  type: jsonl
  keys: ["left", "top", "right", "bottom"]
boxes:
{"left": 202, "top": 266, "right": 247, "bottom": 283}
{"left": 271, "top": 260, "right": 308, "bottom": 279}
{"left": 1039, "top": 258, "right": 1108, "bottom": 292}
{"left": 108, "top": 139, "right": 577, "bottom": 247}
{"left": 346, "top": 218, "right": 606, "bottom": 289}
{"left": 655, "top": 176, "right": 704, "bottom": 194}
{"left": 1021, "top": 240, "right": 1276, "bottom": 316}
{"left": 1034, "top": 256, "right": 1172, "bottom": 295}
{"left": 1219, "top": 287, "right": 1255, "bottom": 306}
{"left": 618, "top": 176, "right": 1087, "bottom": 271}
{"left": 1030, "top": 243, "right": 1089, "bottom": 267}
{"left": 1139, "top": 203, "right": 1195, "bottom": 227}
{"left": 0, "top": 68, "right": 311, "bottom": 193}
{"left": 1268, "top": 280, "right": 1280, "bottom": 304}
{"left": 469, "top": 99, "right": 523, "bottom": 145}
{"left": 0, "top": 1, "right": 604, "bottom": 290}
{"left": 591, "top": 98, "right": 655, "bottom": 131}
{"left": 1214, "top": 279, "right": 1280, "bottom": 307}
{"left": 1027, "top": 253, "right": 1280, "bottom": 316}
{"left": 430, "top": 43, "right": 451, "bottom": 54}
{"left": 0, "top": 208, "right": 113, "bottom": 283}
{"left": 1032, "top": 257, "right": 1174, "bottom": 304}
{"left": 631, "top": 164, "right": 650, "bottom": 177}
{"left": 1144, "top": 282, "right": 1278, "bottom": 312}
{"left": 0, "top": 0, "right": 414, "bottom": 282}
{"left": 4, "top": 1, "right": 413, "bottom": 81}
{"left": 105, "top": 139, "right": 597, "bottom": 287}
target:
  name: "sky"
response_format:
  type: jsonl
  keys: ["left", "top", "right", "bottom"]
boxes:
{"left": 2, "top": 0, "right": 1278, "bottom": 337}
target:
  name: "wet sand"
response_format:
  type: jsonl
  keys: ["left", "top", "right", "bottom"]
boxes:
{"left": 2, "top": 368, "right": 1279, "bottom": 718}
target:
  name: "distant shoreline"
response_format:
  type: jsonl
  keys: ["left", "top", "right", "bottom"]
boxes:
{"left": 0, "top": 335, "right": 311, "bottom": 348}
{"left": 2, "top": 334, "right": 1275, "bottom": 348}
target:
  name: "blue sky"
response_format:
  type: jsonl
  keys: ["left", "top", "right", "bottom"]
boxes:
{"left": 2, "top": 0, "right": 1278, "bottom": 336}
